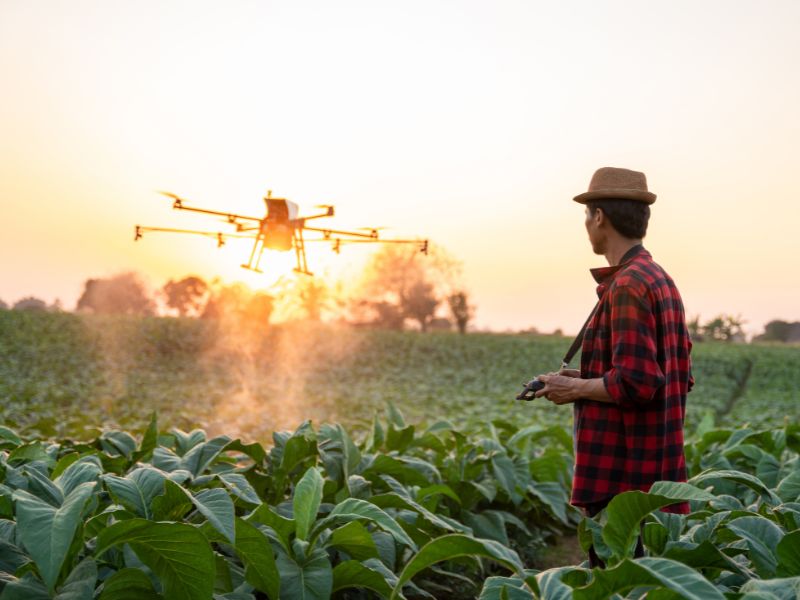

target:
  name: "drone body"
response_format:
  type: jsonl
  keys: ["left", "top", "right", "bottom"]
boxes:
{"left": 135, "top": 191, "right": 428, "bottom": 275}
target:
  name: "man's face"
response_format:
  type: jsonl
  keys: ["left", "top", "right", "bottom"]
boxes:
{"left": 584, "top": 206, "right": 605, "bottom": 255}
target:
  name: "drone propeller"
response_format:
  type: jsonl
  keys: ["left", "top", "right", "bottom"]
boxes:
{"left": 314, "top": 205, "right": 335, "bottom": 216}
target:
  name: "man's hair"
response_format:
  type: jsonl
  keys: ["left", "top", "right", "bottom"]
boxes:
{"left": 587, "top": 199, "right": 650, "bottom": 239}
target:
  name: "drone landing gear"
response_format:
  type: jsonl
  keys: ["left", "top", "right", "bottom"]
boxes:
{"left": 292, "top": 229, "right": 312, "bottom": 276}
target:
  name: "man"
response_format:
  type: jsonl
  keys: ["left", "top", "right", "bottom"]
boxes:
{"left": 534, "top": 167, "right": 694, "bottom": 565}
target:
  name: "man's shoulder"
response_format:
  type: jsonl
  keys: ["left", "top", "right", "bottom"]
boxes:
{"left": 612, "top": 254, "right": 677, "bottom": 296}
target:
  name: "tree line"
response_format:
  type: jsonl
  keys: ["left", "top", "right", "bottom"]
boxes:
{"left": 1, "top": 246, "right": 476, "bottom": 333}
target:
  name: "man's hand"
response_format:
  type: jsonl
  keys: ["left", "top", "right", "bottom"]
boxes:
{"left": 533, "top": 374, "right": 584, "bottom": 405}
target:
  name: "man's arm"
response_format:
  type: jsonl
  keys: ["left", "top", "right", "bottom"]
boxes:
{"left": 533, "top": 373, "right": 613, "bottom": 405}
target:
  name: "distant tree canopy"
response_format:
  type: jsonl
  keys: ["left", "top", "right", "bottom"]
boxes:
{"left": 356, "top": 244, "right": 473, "bottom": 332}
{"left": 753, "top": 319, "right": 800, "bottom": 343}
{"left": 0, "top": 299, "right": 8, "bottom": 310}
{"left": 201, "top": 281, "right": 274, "bottom": 327}
{"left": 691, "top": 314, "right": 746, "bottom": 342}
{"left": 162, "top": 276, "right": 209, "bottom": 317}
{"left": 77, "top": 273, "right": 156, "bottom": 315}
{"left": 12, "top": 297, "right": 48, "bottom": 312}
{"left": 447, "top": 291, "right": 474, "bottom": 335}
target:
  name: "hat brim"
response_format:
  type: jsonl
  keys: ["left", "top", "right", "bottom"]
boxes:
{"left": 573, "top": 188, "right": 656, "bottom": 205}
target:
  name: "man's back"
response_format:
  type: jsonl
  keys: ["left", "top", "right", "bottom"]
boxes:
{"left": 572, "top": 245, "right": 693, "bottom": 512}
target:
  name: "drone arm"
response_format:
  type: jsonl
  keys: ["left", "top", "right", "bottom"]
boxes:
{"left": 135, "top": 226, "right": 255, "bottom": 240}
{"left": 302, "top": 225, "right": 377, "bottom": 239}
{"left": 171, "top": 203, "right": 262, "bottom": 223}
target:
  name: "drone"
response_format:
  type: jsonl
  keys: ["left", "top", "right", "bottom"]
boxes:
{"left": 134, "top": 191, "right": 428, "bottom": 276}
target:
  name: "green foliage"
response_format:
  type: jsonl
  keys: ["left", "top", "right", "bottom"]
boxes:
{"left": 0, "top": 410, "right": 575, "bottom": 599}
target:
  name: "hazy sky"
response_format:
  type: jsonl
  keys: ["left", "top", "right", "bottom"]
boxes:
{"left": 2, "top": 1, "right": 799, "bottom": 335}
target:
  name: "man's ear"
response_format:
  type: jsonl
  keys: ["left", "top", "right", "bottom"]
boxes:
{"left": 594, "top": 207, "right": 606, "bottom": 227}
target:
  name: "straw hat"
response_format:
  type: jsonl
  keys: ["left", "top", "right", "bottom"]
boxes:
{"left": 573, "top": 167, "right": 656, "bottom": 205}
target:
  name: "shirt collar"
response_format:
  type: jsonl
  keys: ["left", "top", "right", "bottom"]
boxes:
{"left": 590, "top": 244, "right": 647, "bottom": 286}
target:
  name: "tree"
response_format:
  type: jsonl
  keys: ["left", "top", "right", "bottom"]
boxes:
{"left": 401, "top": 280, "right": 439, "bottom": 332}
{"left": 201, "top": 282, "right": 273, "bottom": 328}
{"left": 357, "top": 243, "right": 462, "bottom": 331}
{"left": 162, "top": 276, "right": 209, "bottom": 317}
{"left": 0, "top": 298, "right": 7, "bottom": 310}
{"left": 447, "top": 291, "right": 474, "bottom": 334}
{"left": 702, "top": 314, "right": 745, "bottom": 342}
{"left": 12, "top": 296, "right": 48, "bottom": 311}
{"left": 758, "top": 320, "right": 792, "bottom": 342}
{"left": 686, "top": 315, "right": 703, "bottom": 341}
{"left": 76, "top": 272, "right": 156, "bottom": 315}
{"left": 371, "top": 301, "right": 405, "bottom": 330}
{"left": 247, "top": 292, "right": 275, "bottom": 326}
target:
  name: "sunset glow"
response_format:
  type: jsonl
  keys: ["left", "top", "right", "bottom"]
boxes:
{"left": 2, "top": 1, "right": 799, "bottom": 335}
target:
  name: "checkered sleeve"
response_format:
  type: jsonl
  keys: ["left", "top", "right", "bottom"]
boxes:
{"left": 602, "top": 283, "right": 666, "bottom": 406}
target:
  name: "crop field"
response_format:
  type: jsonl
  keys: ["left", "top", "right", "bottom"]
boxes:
{"left": 1, "top": 310, "right": 800, "bottom": 599}
{"left": 2, "top": 311, "right": 798, "bottom": 440}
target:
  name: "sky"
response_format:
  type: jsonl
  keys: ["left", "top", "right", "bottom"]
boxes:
{"left": 1, "top": 0, "right": 799, "bottom": 336}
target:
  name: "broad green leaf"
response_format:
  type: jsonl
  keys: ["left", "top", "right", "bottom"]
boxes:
{"left": 171, "top": 429, "right": 207, "bottom": 455}
{"left": 181, "top": 436, "right": 231, "bottom": 477}
{"left": 369, "top": 492, "right": 467, "bottom": 534}
{"left": 416, "top": 484, "right": 461, "bottom": 505}
{"left": 0, "top": 425, "right": 22, "bottom": 446}
{"left": 642, "top": 521, "right": 668, "bottom": 555}
{"left": 191, "top": 488, "right": 236, "bottom": 544}
{"left": 276, "top": 546, "right": 332, "bottom": 600}
{"left": 98, "top": 568, "right": 162, "bottom": 600}
{"left": 602, "top": 482, "right": 715, "bottom": 559}
{"left": 528, "top": 481, "right": 570, "bottom": 525}
{"left": 234, "top": 518, "right": 280, "bottom": 600}
{"left": 0, "top": 573, "right": 50, "bottom": 600}
{"left": 386, "top": 402, "right": 406, "bottom": 428}
{"left": 53, "top": 558, "right": 97, "bottom": 600}
{"left": 317, "top": 498, "right": 417, "bottom": 550}
{"left": 777, "top": 470, "right": 800, "bottom": 502}
{"left": 462, "top": 511, "right": 509, "bottom": 545}
{"left": 662, "top": 540, "right": 746, "bottom": 575}
{"left": 218, "top": 472, "right": 261, "bottom": 505}
{"left": 99, "top": 431, "right": 138, "bottom": 459}
{"left": 247, "top": 503, "right": 296, "bottom": 550}
{"left": 104, "top": 467, "right": 167, "bottom": 519}
{"left": 572, "top": 557, "right": 725, "bottom": 600}
{"left": 133, "top": 412, "right": 159, "bottom": 462}
{"left": 739, "top": 577, "right": 800, "bottom": 600}
{"left": 22, "top": 465, "right": 64, "bottom": 506}
{"left": 294, "top": 467, "right": 323, "bottom": 541}
{"left": 224, "top": 439, "right": 267, "bottom": 465}
{"left": 535, "top": 567, "right": 576, "bottom": 600}
{"left": 777, "top": 530, "right": 800, "bottom": 576}
{"left": 690, "top": 469, "right": 781, "bottom": 505}
{"left": 95, "top": 519, "right": 214, "bottom": 600}
{"left": 0, "top": 538, "right": 27, "bottom": 573}
{"left": 363, "top": 455, "right": 436, "bottom": 487}
{"left": 13, "top": 481, "right": 95, "bottom": 592}
{"left": 152, "top": 447, "right": 183, "bottom": 472}
{"left": 331, "top": 560, "right": 393, "bottom": 598}
{"left": 55, "top": 457, "right": 102, "bottom": 497}
{"left": 151, "top": 479, "right": 193, "bottom": 521}
{"left": 390, "top": 534, "right": 524, "bottom": 600}
{"left": 491, "top": 453, "right": 521, "bottom": 503}
{"left": 328, "top": 520, "right": 379, "bottom": 560}
{"left": 727, "top": 516, "right": 784, "bottom": 577}
{"left": 50, "top": 453, "right": 80, "bottom": 480}
{"left": 478, "top": 575, "right": 534, "bottom": 600}
{"left": 8, "top": 442, "right": 54, "bottom": 467}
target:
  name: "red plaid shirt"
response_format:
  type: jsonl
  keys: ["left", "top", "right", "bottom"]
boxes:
{"left": 572, "top": 245, "right": 693, "bottom": 514}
